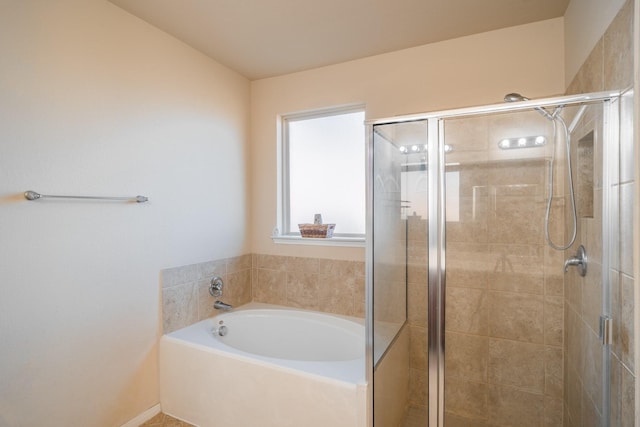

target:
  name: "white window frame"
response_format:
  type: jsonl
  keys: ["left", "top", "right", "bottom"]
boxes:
{"left": 274, "top": 104, "right": 366, "bottom": 247}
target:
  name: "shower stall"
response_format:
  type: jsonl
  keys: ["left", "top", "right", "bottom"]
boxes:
{"left": 366, "top": 89, "right": 632, "bottom": 427}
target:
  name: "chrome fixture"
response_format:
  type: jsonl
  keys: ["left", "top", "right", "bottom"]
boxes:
{"left": 503, "top": 92, "right": 559, "bottom": 120}
{"left": 24, "top": 190, "right": 148, "bottom": 203}
{"left": 209, "top": 276, "right": 224, "bottom": 297}
{"left": 504, "top": 92, "right": 576, "bottom": 250}
{"left": 498, "top": 135, "right": 547, "bottom": 150}
{"left": 212, "top": 320, "right": 228, "bottom": 336}
{"left": 564, "top": 245, "right": 587, "bottom": 276}
{"left": 213, "top": 300, "right": 233, "bottom": 311}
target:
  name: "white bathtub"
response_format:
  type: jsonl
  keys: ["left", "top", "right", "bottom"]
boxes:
{"left": 159, "top": 302, "right": 368, "bottom": 427}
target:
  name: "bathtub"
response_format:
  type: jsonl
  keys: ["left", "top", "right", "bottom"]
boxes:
{"left": 159, "top": 302, "right": 368, "bottom": 427}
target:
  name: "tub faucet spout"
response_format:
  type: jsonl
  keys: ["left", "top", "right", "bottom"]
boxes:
{"left": 214, "top": 300, "right": 233, "bottom": 311}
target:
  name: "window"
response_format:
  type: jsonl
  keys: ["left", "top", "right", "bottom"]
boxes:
{"left": 279, "top": 105, "right": 365, "bottom": 242}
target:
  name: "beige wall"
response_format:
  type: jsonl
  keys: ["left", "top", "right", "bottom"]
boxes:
{"left": 0, "top": 1, "right": 250, "bottom": 426}
{"left": 250, "top": 18, "right": 566, "bottom": 261}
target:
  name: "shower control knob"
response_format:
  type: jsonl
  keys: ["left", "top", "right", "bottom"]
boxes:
{"left": 564, "top": 245, "right": 587, "bottom": 277}
{"left": 209, "top": 276, "right": 224, "bottom": 297}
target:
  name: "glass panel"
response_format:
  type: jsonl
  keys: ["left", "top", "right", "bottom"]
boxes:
{"left": 372, "top": 120, "right": 428, "bottom": 427}
{"left": 441, "top": 102, "right": 612, "bottom": 427}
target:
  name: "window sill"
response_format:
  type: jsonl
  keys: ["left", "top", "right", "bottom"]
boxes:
{"left": 272, "top": 235, "right": 366, "bottom": 247}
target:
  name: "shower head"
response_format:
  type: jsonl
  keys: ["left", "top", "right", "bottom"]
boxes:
{"left": 504, "top": 93, "right": 530, "bottom": 103}
{"left": 503, "top": 92, "right": 555, "bottom": 120}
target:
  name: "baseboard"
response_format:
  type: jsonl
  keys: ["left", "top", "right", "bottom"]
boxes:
{"left": 120, "top": 404, "right": 161, "bottom": 427}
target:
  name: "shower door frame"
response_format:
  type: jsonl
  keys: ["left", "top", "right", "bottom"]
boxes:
{"left": 366, "top": 89, "right": 622, "bottom": 427}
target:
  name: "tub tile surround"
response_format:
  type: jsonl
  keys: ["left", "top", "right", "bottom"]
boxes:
{"left": 161, "top": 253, "right": 365, "bottom": 333}
{"left": 563, "top": 1, "right": 636, "bottom": 425}
{"left": 252, "top": 254, "right": 366, "bottom": 317}
{"left": 161, "top": 255, "right": 252, "bottom": 334}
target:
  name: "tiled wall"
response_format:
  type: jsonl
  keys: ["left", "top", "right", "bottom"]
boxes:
{"left": 161, "top": 255, "right": 252, "bottom": 333}
{"left": 252, "top": 254, "right": 366, "bottom": 318}
{"left": 564, "top": 0, "right": 636, "bottom": 425}
{"left": 161, "top": 253, "right": 365, "bottom": 334}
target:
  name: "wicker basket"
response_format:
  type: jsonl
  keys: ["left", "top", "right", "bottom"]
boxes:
{"left": 298, "top": 223, "right": 336, "bottom": 238}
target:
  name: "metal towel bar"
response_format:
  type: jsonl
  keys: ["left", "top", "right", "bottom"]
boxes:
{"left": 24, "top": 190, "right": 148, "bottom": 203}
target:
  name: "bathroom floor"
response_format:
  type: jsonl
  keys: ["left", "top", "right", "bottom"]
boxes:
{"left": 139, "top": 412, "right": 195, "bottom": 427}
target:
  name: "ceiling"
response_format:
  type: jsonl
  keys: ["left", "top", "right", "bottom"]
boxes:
{"left": 109, "top": 0, "right": 570, "bottom": 80}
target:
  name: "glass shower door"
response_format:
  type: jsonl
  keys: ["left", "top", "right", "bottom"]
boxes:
{"left": 368, "top": 91, "right": 622, "bottom": 427}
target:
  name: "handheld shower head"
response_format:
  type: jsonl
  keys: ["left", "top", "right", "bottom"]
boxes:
{"left": 504, "top": 93, "right": 530, "bottom": 103}
{"left": 503, "top": 92, "right": 554, "bottom": 120}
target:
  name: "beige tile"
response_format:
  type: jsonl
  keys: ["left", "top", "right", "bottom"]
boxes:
{"left": 581, "top": 259, "right": 602, "bottom": 334}
{"left": 407, "top": 215, "right": 427, "bottom": 240}
{"left": 603, "top": 0, "right": 634, "bottom": 90}
{"left": 446, "top": 267, "right": 488, "bottom": 289}
{"left": 197, "top": 258, "right": 227, "bottom": 279}
{"left": 488, "top": 244, "right": 544, "bottom": 295}
{"left": 544, "top": 396, "right": 563, "bottom": 427}
{"left": 564, "top": 262, "right": 583, "bottom": 313}
{"left": 408, "top": 367, "right": 428, "bottom": 407}
{"left": 565, "top": 304, "right": 585, "bottom": 377}
{"left": 565, "top": 364, "right": 583, "bottom": 427}
{"left": 544, "top": 295, "right": 563, "bottom": 346}
{"left": 620, "top": 363, "right": 635, "bottom": 427}
{"left": 446, "top": 196, "right": 489, "bottom": 244}
{"left": 566, "top": 38, "right": 604, "bottom": 95}
{"left": 457, "top": 163, "right": 489, "bottom": 198}
{"left": 409, "top": 325, "right": 427, "bottom": 371}
{"left": 226, "top": 254, "right": 251, "bottom": 273}
{"left": 225, "top": 269, "right": 252, "bottom": 307}
{"left": 487, "top": 384, "right": 544, "bottom": 427}
{"left": 488, "top": 338, "right": 545, "bottom": 393}
{"left": 196, "top": 278, "right": 217, "bottom": 320}
{"left": 610, "top": 355, "right": 621, "bottom": 426}
{"left": 444, "top": 412, "right": 489, "bottom": 427}
{"left": 488, "top": 196, "right": 545, "bottom": 245}
{"left": 318, "top": 273, "right": 355, "bottom": 316}
{"left": 407, "top": 279, "right": 427, "bottom": 326}
{"left": 161, "top": 263, "right": 198, "bottom": 289}
{"left": 253, "top": 268, "right": 287, "bottom": 304}
{"left": 445, "top": 332, "right": 488, "bottom": 382}
{"left": 582, "top": 390, "right": 602, "bottom": 427}
{"left": 487, "top": 160, "right": 546, "bottom": 198}
{"left": 545, "top": 346, "right": 563, "bottom": 399}
{"left": 162, "top": 282, "right": 198, "bottom": 334}
{"left": 488, "top": 291, "right": 544, "bottom": 343}
{"left": 445, "top": 377, "right": 488, "bottom": 421}
{"left": 255, "top": 253, "right": 287, "bottom": 270}
{"left": 353, "top": 274, "right": 366, "bottom": 317}
{"left": 407, "top": 263, "right": 427, "bottom": 285}
{"left": 444, "top": 115, "right": 489, "bottom": 154}
{"left": 286, "top": 271, "right": 319, "bottom": 310}
{"left": 582, "top": 327, "right": 603, "bottom": 414}
{"left": 319, "top": 258, "right": 358, "bottom": 276}
{"left": 544, "top": 274, "right": 564, "bottom": 297}
{"left": 620, "top": 273, "right": 634, "bottom": 371}
{"left": 619, "top": 182, "right": 634, "bottom": 276}
{"left": 445, "top": 287, "right": 488, "bottom": 335}
{"left": 285, "top": 256, "right": 319, "bottom": 273}
{"left": 619, "top": 90, "right": 635, "bottom": 183}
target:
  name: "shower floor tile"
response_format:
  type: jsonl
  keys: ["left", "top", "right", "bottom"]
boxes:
{"left": 139, "top": 412, "right": 195, "bottom": 427}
